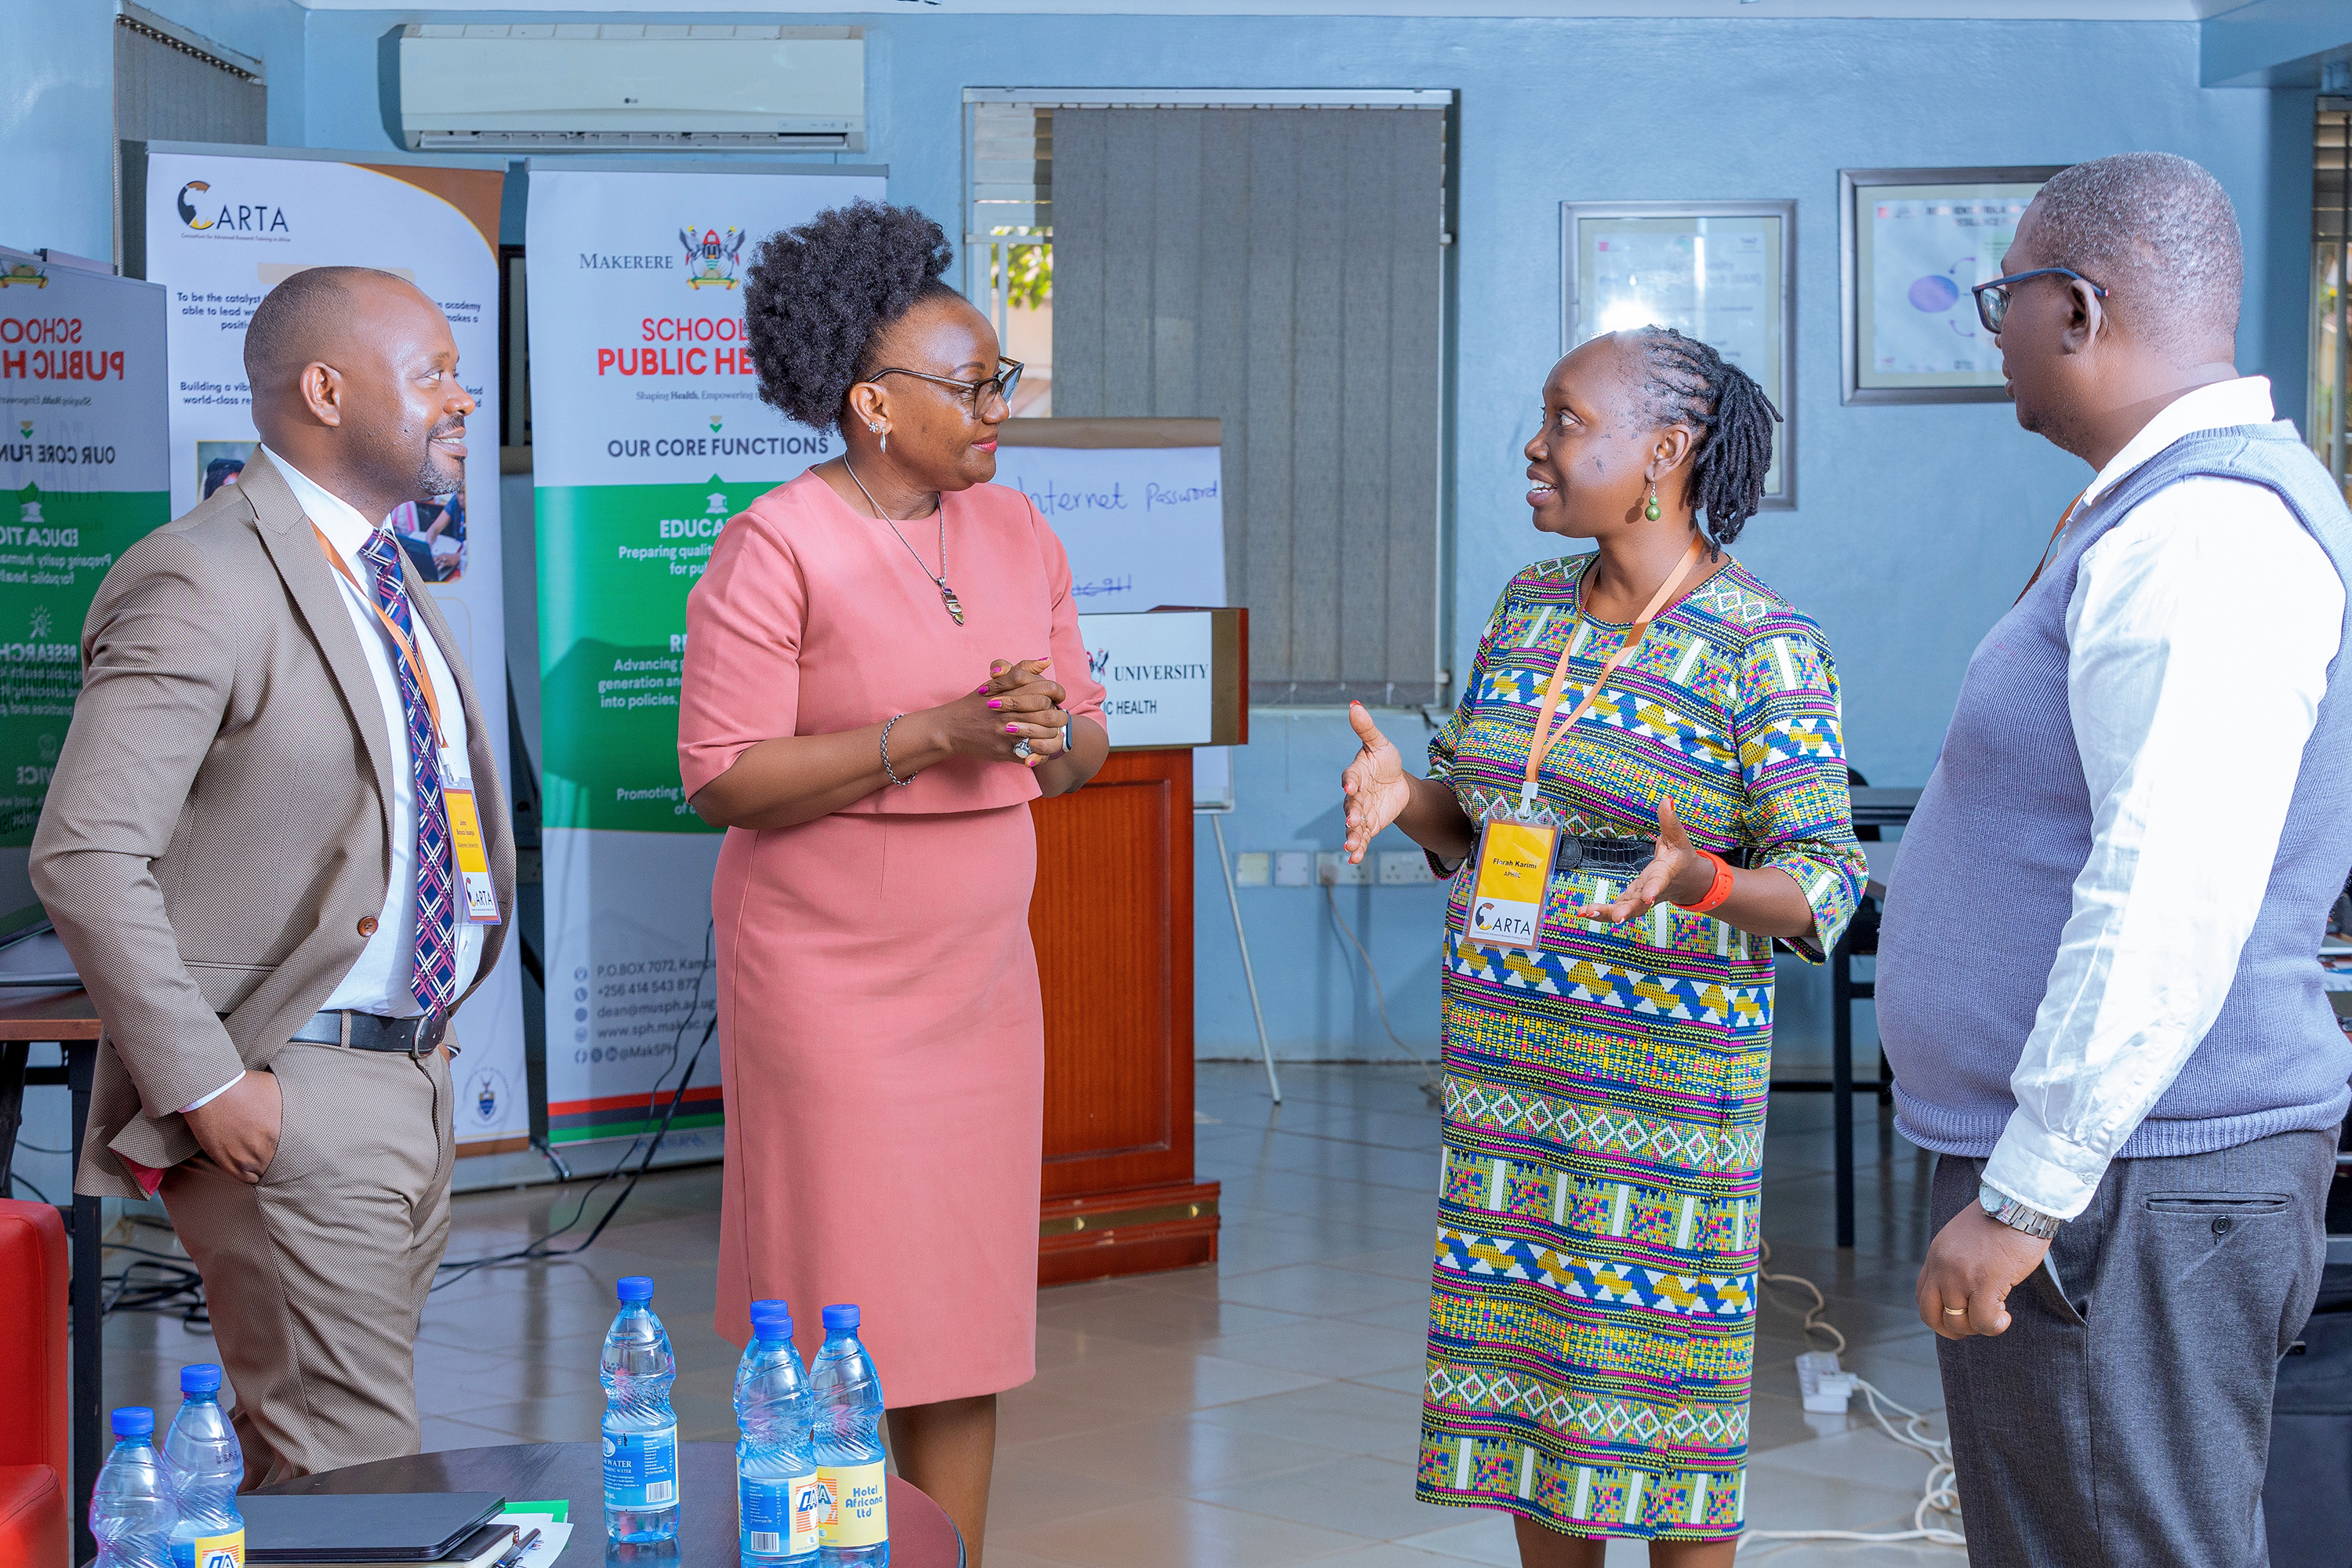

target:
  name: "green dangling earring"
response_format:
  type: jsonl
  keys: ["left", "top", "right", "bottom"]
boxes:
{"left": 1644, "top": 484, "right": 1661, "bottom": 522}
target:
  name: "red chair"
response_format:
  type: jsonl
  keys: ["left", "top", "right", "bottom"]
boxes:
{"left": 0, "top": 1199, "right": 70, "bottom": 1566}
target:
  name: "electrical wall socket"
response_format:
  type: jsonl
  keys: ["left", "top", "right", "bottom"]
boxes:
{"left": 1316, "top": 851, "right": 1372, "bottom": 886}
{"left": 1272, "top": 850, "right": 1313, "bottom": 887}
{"left": 1232, "top": 851, "right": 1270, "bottom": 887}
{"left": 1379, "top": 851, "right": 1436, "bottom": 885}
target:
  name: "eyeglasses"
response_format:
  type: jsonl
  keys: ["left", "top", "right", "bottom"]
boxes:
{"left": 1969, "top": 267, "right": 2107, "bottom": 335}
{"left": 866, "top": 358, "right": 1024, "bottom": 416}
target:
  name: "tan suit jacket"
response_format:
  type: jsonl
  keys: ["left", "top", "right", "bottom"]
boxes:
{"left": 34, "top": 450, "right": 516, "bottom": 1198}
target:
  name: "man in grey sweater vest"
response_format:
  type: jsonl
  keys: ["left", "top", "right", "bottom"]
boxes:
{"left": 1877, "top": 152, "right": 2350, "bottom": 1566}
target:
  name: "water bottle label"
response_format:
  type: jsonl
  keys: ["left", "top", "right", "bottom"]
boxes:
{"left": 740, "top": 1468, "right": 821, "bottom": 1555}
{"left": 170, "top": 1533, "right": 245, "bottom": 1568}
{"left": 815, "top": 1460, "right": 887, "bottom": 1547}
{"left": 602, "top": 1423, "right": 678, "bottom": 1510}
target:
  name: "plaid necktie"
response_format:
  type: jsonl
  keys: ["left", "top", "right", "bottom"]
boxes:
{"left": 358, "top": 529, "right": 458, "bottom": 1017}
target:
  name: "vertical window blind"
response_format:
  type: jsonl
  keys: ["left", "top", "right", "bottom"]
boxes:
{"left": 114, "top": 6, "right": 267, "bottom": 149}
{"left": 1046, "top": 106, "right": 1447, "bottom": 707}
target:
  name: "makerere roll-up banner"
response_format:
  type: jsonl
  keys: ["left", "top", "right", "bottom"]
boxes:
{"left": 130, "top": 143, "right": 529, "bottom": 1152}
{"left": 526, "top": 160, "right": 884, "bottom": 1147}
{"left": 0, "top": 250, "right": 169, "bottom": 905}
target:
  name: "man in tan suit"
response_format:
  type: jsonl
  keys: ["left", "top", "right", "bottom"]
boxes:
{"left": 33, "top": 267, "right": 514, "bottom": 1485}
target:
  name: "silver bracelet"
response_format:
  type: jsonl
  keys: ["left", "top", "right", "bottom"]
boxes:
{"left": 880, "top": 713, "right": 915, "bottom": 786}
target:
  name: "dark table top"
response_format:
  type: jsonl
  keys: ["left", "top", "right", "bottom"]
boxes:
{"left": 260, "top": 1442, "right": 963, "bottom": 1566}
{"left": 1849, "top": 786, "right": 1922, "bottom": 829}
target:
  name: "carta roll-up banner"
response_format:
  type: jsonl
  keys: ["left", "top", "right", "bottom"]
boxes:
{"left": 132, "top": 143, "right": 528, "bottom": 1152}
{"left": 0, "top": 251, "right": 169, "bottom": 894}
{"left": 527, "top": 161, "right": 885, "bottom": 1146}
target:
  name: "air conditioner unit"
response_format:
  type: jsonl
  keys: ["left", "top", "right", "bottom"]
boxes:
{"left": 396, "top": 24, "right": 866, "bottom": 151}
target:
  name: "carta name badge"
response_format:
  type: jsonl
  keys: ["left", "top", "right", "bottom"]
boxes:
{"left": 1464, "top": 820, "right": 1556, "bottom": 951}
{"left": 602, "top": 1423, "right": 678, "bottom": 1508}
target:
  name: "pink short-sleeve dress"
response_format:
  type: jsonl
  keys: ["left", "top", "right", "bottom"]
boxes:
{"left": 678, "top": 467, "right": 1105, "bottom": 1406}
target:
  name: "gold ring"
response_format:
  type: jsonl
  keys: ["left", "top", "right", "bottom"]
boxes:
{"left": 1941, "top": 1307, "right": 1967, "bottom": 1317}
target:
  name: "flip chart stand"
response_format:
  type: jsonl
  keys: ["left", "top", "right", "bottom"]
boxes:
{"left": 1202, "top": 808, "right": 1280, "bottom": 1105}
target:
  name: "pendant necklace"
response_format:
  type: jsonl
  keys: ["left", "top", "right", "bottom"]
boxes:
{"left": 844, "top": 459, "right": 964, "bottom": 625}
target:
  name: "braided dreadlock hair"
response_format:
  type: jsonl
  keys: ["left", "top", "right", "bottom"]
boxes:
{"left": 1628, "top": 327, "right": 1780, "bottom": 550}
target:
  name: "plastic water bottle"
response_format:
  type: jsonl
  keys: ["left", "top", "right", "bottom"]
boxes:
{"left": 808, "top": 1304, "right": 887, "bottom": 1565}
{"left": 734, "top": 1298, "right": 790, "bottom": 1400}
{"left": 92, "top": 1406, "right": 174, "bottom": 1568}
{"left": 601, "top": 1276, "right": 681, "bottom": 1543}
{"left": 736, "top": 1301, "right": 821, "bottom": 1566}
{"left": 162, "top": 1366, "right": 244, "bottom": 1568}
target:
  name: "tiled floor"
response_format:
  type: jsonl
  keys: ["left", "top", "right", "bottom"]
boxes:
{"left": 103, "top": 1065, "right": 1966, "bottom": 1565}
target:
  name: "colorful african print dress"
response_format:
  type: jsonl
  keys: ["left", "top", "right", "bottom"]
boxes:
{"left": 1414, "top": 552, "right": 1864, "bottom": 1542}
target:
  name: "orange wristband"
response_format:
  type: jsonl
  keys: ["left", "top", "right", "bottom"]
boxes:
{"left": 1675, "top": 849, "right": 1736, "bottom": 914}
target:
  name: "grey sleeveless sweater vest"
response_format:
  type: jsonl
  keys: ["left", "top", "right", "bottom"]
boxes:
{"left": 1878, "top": 421, "right": 2352, "bottom": 1160}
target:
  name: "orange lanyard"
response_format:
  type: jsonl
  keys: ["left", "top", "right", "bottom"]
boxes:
{"left": 1522, "top": 538, "right": 1704, "bottom": 805}
{"left": 312, "top": 524, "right": 452, "bottom": 750}
{"left": 2014, "top": 490, "right": 2088, "bottom": 605}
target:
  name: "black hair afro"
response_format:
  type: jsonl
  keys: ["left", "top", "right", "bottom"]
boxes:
{"left": 742, "top": 199, "right": 956, "bottom": 433}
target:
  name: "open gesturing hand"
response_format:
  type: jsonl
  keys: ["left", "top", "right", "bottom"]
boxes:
{"left": 1341, "top": 702, "right": 1414, "bottom": 864}
{"left": 1580, "top": 797, "right": 1717, "bottom": 924}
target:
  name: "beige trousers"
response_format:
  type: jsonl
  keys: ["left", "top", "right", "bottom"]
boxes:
{"left": 161, "top": 1040, "right": 455, "bottom": 1488}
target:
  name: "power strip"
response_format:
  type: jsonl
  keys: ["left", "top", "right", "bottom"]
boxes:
{"left": 1736, "top": 1245, "right": 1965, "bottom": 1554}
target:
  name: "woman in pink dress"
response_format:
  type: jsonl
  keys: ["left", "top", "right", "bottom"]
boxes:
{"left": 677, "top": 201, "right": 1107, "bottom": 1559}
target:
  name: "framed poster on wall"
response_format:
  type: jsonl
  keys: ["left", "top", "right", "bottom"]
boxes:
{"left": 1839, "top": 165, "right": 2067, "bottom": 404}
{"left": 1561, "top": 200, "right": 1795, "bottom": 508}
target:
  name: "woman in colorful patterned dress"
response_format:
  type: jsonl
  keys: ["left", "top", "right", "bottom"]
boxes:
{"left": 1341, "top": 328, "right": 1865, "bottom": 1565}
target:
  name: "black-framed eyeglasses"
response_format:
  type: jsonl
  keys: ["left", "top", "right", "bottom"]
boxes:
{"left": 866, "top": 358, "right": 1024, "bottom": 416}
{"left": 1969, "top": 267, "right": 2107, "bottom": 335}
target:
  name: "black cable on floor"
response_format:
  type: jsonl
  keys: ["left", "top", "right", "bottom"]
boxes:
{"left": 101, "top": 1243, "right": 211, "bottom": 1327}
{"left": 430, "top": 920, "right": 720, "bottom": 1291}
{"left": 9, "top": 1169, "right": 53, "bottom": 1205}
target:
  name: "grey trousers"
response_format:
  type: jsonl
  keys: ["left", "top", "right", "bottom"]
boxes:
{"left": 1930, "top": 1131, "right": 2336, "bottom": 1568}
{"left": 162, "top": 1041, "right": 455, "bottom": 1488}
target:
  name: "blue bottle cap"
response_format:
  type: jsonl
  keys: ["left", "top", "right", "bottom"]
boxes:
{"left": 750, "top": 1297, "right": 789, "bottom": 1319}
{"left": 821, "top": 1303, "right": 859, "bottom": 1332}
{"left": 616, "top": 1276, "right": 655, "bottom": 1303}
{"left": 750, "top": 1305, "right": 793, "bottom": 1341}
{"left": 111, "top": 1406, "right": 154, "bottom": 1439}
{"left": 180, "top": 1363, "right": 222, "bottom": 1396}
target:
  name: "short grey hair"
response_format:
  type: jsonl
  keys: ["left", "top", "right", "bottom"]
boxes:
{"left": 2020, "top": 151, "right": 2241, "bottom": 358}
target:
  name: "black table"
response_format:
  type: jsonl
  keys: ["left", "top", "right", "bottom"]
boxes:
{"left": 262, "top": 1443, "right": 965, "bottom": 1566}
{"left": 1769, "top": 788, "right": 1917, "bottom": 1248}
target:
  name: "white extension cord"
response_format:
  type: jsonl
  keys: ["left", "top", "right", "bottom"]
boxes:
{"left": 1736, "top": 1242, "right": 1966, "bottom": 1553}
{"left": 1322, "top": 883, "right": 1446, "bottom": 1098}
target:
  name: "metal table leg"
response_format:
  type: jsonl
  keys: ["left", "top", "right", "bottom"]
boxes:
{"left": 70, "top": 1039, "right": 99, "bottom": 1567}
{"left": 1831, "top": 931, "right": 1856, "bottom": 1249}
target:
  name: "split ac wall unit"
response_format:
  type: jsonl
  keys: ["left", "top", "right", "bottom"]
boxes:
{"left": 396, "top": 24, "right": 866, "bottom": 151}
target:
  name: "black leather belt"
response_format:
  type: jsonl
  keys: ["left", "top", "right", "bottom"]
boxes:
{"left": 286, "top": 1008, "right": 448, "bottom": 1056}
{"left": 1556, "top": 835, "right": 1751, "bottom": 878}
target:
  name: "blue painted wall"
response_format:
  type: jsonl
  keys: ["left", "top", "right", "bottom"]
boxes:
{"left": 4, "top": 1, "right": 117, "bottom": 260}
{"left": 6, "top": 8, "right": 2325, "bottom": 1065}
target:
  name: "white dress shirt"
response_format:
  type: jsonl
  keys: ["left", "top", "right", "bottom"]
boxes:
{"left": 1982, "top": 377, "right": 2344, "bottom": 1219}
{"left": 180, "top": 451, "right": 482, "bottom": 1113}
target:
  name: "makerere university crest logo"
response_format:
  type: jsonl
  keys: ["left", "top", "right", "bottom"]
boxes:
{"left": 681, "top": 226, "right": 746, "bottom": 290}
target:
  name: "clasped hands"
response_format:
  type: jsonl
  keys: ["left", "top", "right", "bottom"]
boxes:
{"left": 922, "top": 657, "right": 1069, "bottom": 770}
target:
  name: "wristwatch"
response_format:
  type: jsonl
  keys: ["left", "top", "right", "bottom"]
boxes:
{"left": 1978, "top": 1181, "right": 2063, "bottom": 1240}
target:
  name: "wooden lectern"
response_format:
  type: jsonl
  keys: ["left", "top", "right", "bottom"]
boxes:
{"left": 1028, "top": 607, "right": 1245, "bottom": 1286}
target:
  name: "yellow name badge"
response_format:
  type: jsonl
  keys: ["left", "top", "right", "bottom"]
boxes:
{"left": 1463, "top": 820, "right": 1557, "bottom": 952}
{"left": 439, "top": 748, "right": 502, "bottom": 927}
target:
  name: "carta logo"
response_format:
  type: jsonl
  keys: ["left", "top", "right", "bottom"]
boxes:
{"left": 177, "top": 179, "right": 289, "bottom": 235}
